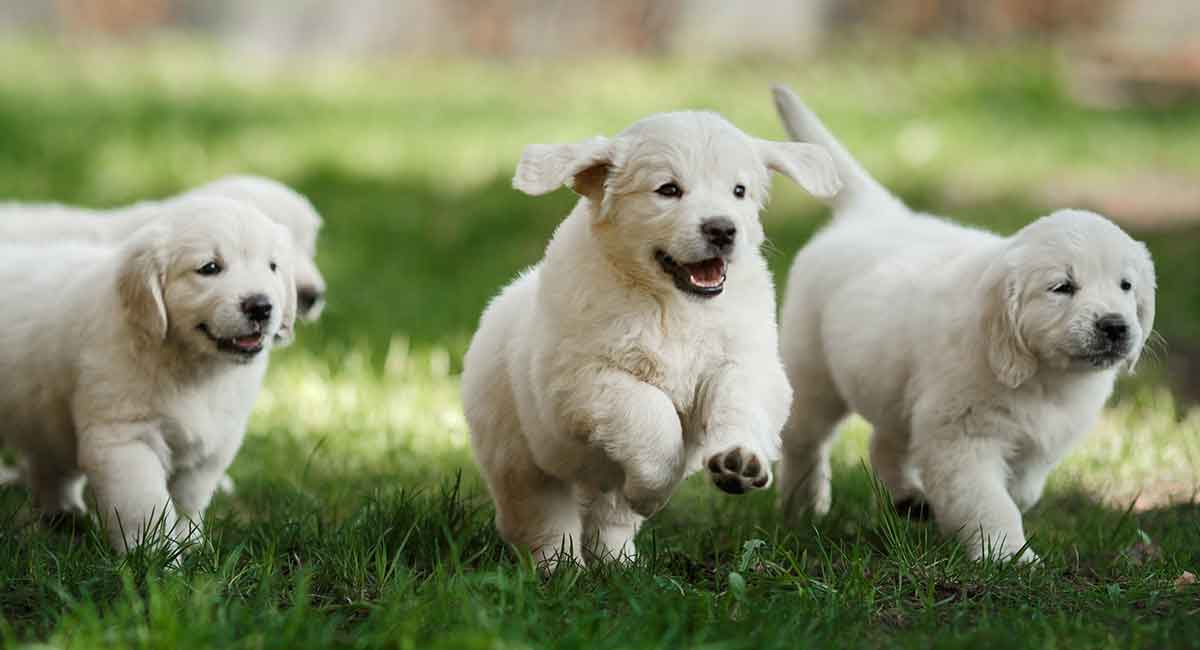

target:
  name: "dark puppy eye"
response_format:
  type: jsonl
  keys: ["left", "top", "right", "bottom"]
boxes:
{"left": 1120, "top": 279, "right": 1132, "bottom": 292}
{"left": 733, "top": 184, "right": 746, "bottom": 199}
{"left": 655, "top": 182, "right": 682, "bottom": 198}
{"left": 197, "top": 261, "right": 222, "bottom": 276}
{"left": 1050, "top": 281, "right": 1076, "bottom": 296}
{"left": 270, "top": 261, "right": 278, "bottom": 273}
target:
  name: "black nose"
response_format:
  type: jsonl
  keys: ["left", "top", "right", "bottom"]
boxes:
{"left": 242, "top": 294, "right": 273, "bottom": 323}
{"left": 297, "top": 287, "right": 323, "bottom": 313}
{"left": 1096, "top": 314, "right": 1129, "bottom": 343}
{"left": 701, "top": 217, "right": 737, "bottom": 252}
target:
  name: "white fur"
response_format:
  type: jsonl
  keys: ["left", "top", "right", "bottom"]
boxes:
{"left": 462, "top": 111, "right": 840, "bottom": 568}
{"left": 0, "top": 174, "right": 326, "bottom": 321}
{"left": 772, "top": 86, "right": 1157, "bottom": 562}
{"left": 0, "top": 196, "right": 296, "bottom": 553}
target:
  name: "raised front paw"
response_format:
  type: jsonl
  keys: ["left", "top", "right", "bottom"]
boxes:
{"left": 706, "top": 446, "right": 771, "bottom": 495}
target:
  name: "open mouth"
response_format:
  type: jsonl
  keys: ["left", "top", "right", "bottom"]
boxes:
{"left": 198, "top": 323, "right": 266, "bottom": 358}
{"left": 1077, "top": 347, "right": 1128, "bottom": 368}
{"left": 655, "top": 250, "right": 727, "bottom": 298}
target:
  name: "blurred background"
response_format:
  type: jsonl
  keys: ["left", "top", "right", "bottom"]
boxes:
{"left": 0, "top": 0, "right": 1197, "bottom": 506}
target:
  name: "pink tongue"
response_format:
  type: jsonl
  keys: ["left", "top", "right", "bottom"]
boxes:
{"left": 233, "top": 335, "right": 261, "bottom": 350}
{"left": 685, "top": 259, "right": 726, "bottom": 287}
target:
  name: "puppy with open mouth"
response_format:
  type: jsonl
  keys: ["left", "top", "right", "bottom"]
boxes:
{"left": 462, "top": 111, "right": 841, "bottom": 568}
{"left": 0, "top": 196, "right": 296, "bottom": 554}
{"left": 772, "top": 85, "right": 1157, "bottom": 563}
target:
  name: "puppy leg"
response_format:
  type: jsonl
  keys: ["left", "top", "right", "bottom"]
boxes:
{"left": 483, "top": 436, "right": 585, "bottom": 571}
{"left": 698, "top": 368, "right": 787, "bottom": 495}
{"left": 169, "top": 459, "right": 230, "bottom": 539}
{"left": 80, "top": 439, "right": 181, "bottom": 553}
{"left": 869, "top": 430, "right": 928, "bottom": 519}
{"left": 916, "top": 437, "right": 1037, "bottom": 563}
{"left": 586, "top": 372, "right": 686, "bottom": 518}
{"left": 1010, "top": 462, "right": 1052, "bottom": 513}
{"left": 777, "top": 386, "right": 846, "bottom": 521}
{"left": 25, "top": 460, "right": 87, "bottom": 516}
{"left": 580, "top": 487, "right": 642, "bottom": 564}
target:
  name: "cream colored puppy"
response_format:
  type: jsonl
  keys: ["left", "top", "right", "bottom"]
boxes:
{"left": 462, "top": 111, "right": 841, "bottom": 568}
{"left": 0, "top": 174, "right": 326, "bottom": 321}
{"left": 772, "top": 86, "right": 1156, "bottom": 562}
{"left": 0, "top": 196, "right": 295, "bottom": 553}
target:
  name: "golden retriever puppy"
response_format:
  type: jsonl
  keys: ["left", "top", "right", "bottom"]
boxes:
{"left": 0, "top": 196, "right": 296, "bottom": 553}
{"left": 772, "top": 85, "right": 1156, "bottom": 562}
{"left": 462, "top": 111, "right": 841, "bottom": 568}
{"left": 0, "top": 174, "right": 326, "bottom": 321}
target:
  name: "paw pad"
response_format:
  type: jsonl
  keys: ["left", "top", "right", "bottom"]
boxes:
{"left": 706, "top": 446, "right": 770, "bottom": 494}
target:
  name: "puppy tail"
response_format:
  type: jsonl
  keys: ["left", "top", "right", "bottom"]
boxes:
{"left": 771, "top": 84, "right": 907, "bottom": 218}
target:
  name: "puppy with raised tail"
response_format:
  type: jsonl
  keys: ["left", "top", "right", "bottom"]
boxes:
{"left": 462, "top": 111, "right": 841, "bottom": 568}
{"left": 0, "top": 196, "right": 296, "bottom": 553}
{"left": 771, "top": 85, "right": 1156, "bottom": 563}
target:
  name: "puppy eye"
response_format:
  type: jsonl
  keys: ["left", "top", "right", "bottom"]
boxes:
{"left": 1050, "top": 281, "right": 1076, "bottom": 296}
{"left": 269, "top": 261, "right": 278, "bottom": 273}
{"left": 197, "top": 261, "right": 222, "bottom": 276}
{"left": 1120, "top": 279, "right": 1132, "bottom": 292}
{"left": 655, "top": 182, "right": 682, "bottom": 198}
{"left": 733, "top": 184, "right": 746, "bottom": 199}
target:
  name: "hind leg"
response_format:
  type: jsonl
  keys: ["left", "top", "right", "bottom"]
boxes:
{"left": 481, "top": 435, "right": 585, "bottom": 571}
{"left": 869, "top": 429, "right": 928, "bottom": 519}
{"left": 776, "top": 353, "right": 847, "bottom": 521}
{"left": 777, "top": 404, "right": 846, "bottom": 521}
{"left": 580, "top": 488, "right": 642, "bottom": 564}
{"left": 25, "top": 459, "right": 86, "bottom": 516}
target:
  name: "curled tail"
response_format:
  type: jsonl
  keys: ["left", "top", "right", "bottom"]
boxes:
{"left": 771, "top": 84, "right": 907, "bottom": 218}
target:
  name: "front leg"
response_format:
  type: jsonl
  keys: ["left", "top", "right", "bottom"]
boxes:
{"left": 698, "top": 366, "right": 786, "bottom": 495}
{"left": 169, "top": 456, "right": 231, "bottom": 533}
{"left": 582, "top": 371, "right": 686, "bottom": 518}
{"left": 915, "top": 436, "right": 1038, "bottom": 563}
{"left": 1010, "top": 462, "right": 1052, "bottom": 513}
{"left": 79, "top": 433, "right": 185, "bottom": 553}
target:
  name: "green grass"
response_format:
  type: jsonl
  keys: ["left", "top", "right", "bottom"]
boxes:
{"left": 1, "top": 37, "right": 1199, "bottom": 648}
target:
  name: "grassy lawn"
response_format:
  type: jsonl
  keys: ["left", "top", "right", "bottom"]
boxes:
{"left": 1, "top": 38, "right": 1199, "bottom": 648}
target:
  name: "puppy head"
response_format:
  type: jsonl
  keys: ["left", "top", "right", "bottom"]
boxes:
{"left": 119, "top": 196, "right": 298, "bottom": 365}
{"left": 514, "top": 111, "right": 839, "bottom": 299}
{"left": 983, "top": 209, "right": 1156, "bottom": 388}
{"left": 188, "top": 175, "right": 326, "bottom": 321}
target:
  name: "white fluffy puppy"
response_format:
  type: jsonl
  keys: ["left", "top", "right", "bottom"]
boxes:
{"left": 0, "top": 174, "right": 326, "bottom": 321}
{"left": 462, "top": 111, "right": 841, "bottom": 567}
{"left": 0, "top": 196, "right": 296, "bottom": 553}
{"left": 771, "top": 86, "right": 1156, "bottom": 562}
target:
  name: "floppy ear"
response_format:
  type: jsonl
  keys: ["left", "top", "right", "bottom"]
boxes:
{"left": 756, "top": 140, "right": 842, "bottom": 200}
{"left": 1125, "top": 241, "right": 1157, "bottom": 374}
{"left": 273, "top": 225, "right": 299, "bottom": 347}
{"left": 982, "top": 258, "right": 1037, "bottom": 389}
{"left": 118, "top": 227, "right": 169, "bottom": 343}
{"left": 512, "top": 137, "right": 613, "bottom": 203}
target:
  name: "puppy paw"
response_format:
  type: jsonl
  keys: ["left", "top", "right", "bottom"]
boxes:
{"left": 706, "top": 446, "right": 771, "bottom": 495}
{"left": 893, "top": 497, "right": 932, "bottom": 521}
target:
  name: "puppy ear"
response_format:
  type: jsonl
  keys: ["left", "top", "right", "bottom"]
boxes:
{"left": 982, "top": 260, "right": 1037, "bottom": 389}
{"left": 1125, "top": 241, "right": 1157, "bottom": 374}
{"left": 513, "top": 137, "right": 613, "bottom": 202}
{"left": 756, "top": 140, "right": 842, "bottom": 200}
{"left": 118, "top": 226, "right": 169, "bottom": 342}
{"left": 273, "top": 224, "right": 299, "bottom": 347}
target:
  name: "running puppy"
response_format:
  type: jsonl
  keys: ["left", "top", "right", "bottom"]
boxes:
{"left": 0, "top": 196, "right": 296, "bottom": 553}
{"left": 0, "top": 174, "right": 326, "bottom": 321}
{"left": 772, "top": 85, "right": 1156, "bottom": 562}
{"left": 462, "top": 111, "right": 840, "bottom": 568}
